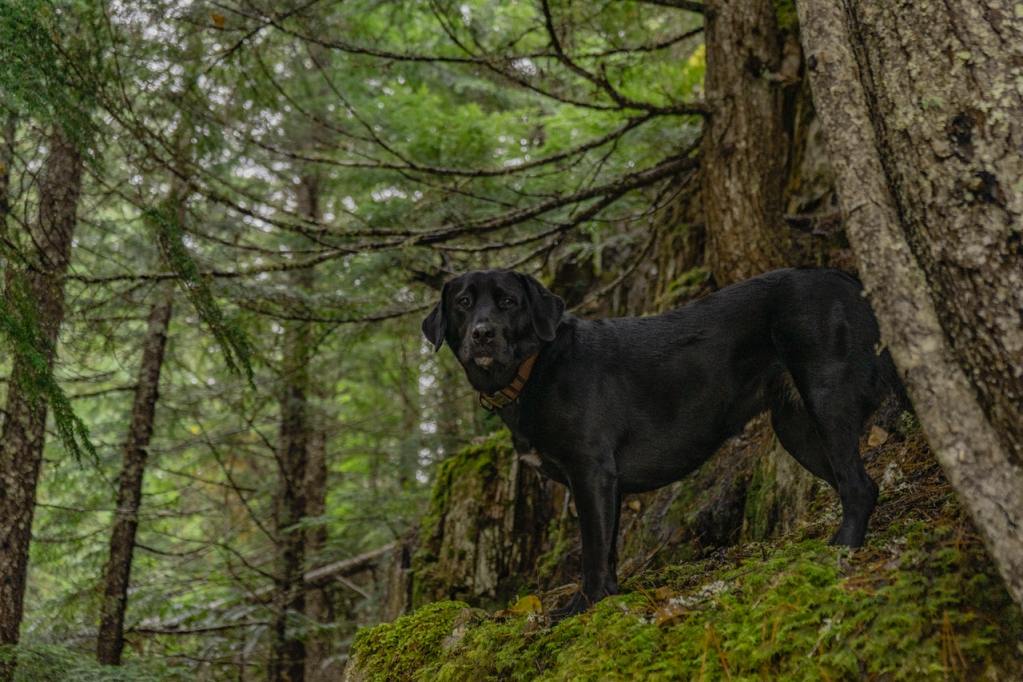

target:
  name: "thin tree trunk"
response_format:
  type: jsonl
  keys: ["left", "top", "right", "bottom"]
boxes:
{"left": 268, "top": 174, "right": 319, "bottom": 682}
{"left": 0, "top": 126, "right": 82, "bottom": 680}
{"left": 797, "top": 0, "right": 1023, "bottom": 609}
{"left": 0, "top": 113, "right": 14, "bottom": 233}
{"left": 96, "top": 284, "right": 173, "bottom": 665}
{"left": 269, "top": 310, "right": 310, "bottom": 682}
{"left": 302, "top": 417, "right": 331, "bottom": 682}
{"left": 295, "top": 171, "right": 335, "bottom": 682}
{"left": 397, "top": 341, "right": 420, "bottom": 490}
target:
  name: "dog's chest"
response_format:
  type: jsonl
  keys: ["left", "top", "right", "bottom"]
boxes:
{"left": 499, "top": 402, "right": 534, "bottom": 454}
{"left": 499, "top": 403, "right": 567, "bottom": 480}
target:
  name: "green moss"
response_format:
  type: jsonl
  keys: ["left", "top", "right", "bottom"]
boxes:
{"left": 420, "top": 430, "right": 511, "bottom": 530}
{"left": 774, "top": 0, "right": 798, "bottom": 32}
{"left": 742, "top": 455, "right": 776, "bottom": 540}
{"left": 350, "top": 601, "right": 473, "bottom": 682}
{"left": 354, "top": 520, "right": 1022, "bottom": 681}
{"left": 535, "top": 516, "right": 572, "bottom": 585}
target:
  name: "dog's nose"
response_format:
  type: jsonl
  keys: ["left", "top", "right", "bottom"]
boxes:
{"left": 471, "top": 323, "right": 495, "bottom": 343}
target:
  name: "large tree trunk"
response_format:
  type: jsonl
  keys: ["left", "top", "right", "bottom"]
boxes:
{"left": 699, "top": 0, "right": 843, "bottom": 286}
{"left": 700, "top": 0, "right": 793, "bottom": 284}
{"left": 797, "top": 0, "right": 1023, "bottom": 609}
{"left": 689, "top": 0, "right": 833, "bottom": 542}
{"left": 0, "top": 127, "right": 82, "bottom": 679}
{"left": 96, "top": 285, "right": 173, "bottom": 665}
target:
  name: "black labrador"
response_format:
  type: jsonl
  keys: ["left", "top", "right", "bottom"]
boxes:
{"left": 422, "top": 268, "right": 895, "bottom": 619}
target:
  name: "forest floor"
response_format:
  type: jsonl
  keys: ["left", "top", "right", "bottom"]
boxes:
{"left": 346, "top": 426, "right": 1023, "bottom": 681}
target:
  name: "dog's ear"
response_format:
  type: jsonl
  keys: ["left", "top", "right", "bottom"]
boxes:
{"left": 517, "top": 273, "right": 565, "bottom": 341}
{"left": 421, "top": 282, "right": 449, "bottom": 351}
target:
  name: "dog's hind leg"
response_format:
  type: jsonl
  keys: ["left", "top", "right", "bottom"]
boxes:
{"left": 769, "top": 370, "right": 878, "bottom": 548}
{"left": 769, "top": 381, "right": 837, "bottom": 488}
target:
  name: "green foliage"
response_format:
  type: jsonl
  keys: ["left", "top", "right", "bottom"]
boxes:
{"left": 0, "top": 0, "right": 102, "bottom": 148}
{"left": 0, "top": 271, "right": 95, "bottom": 462}
{"left": 9, "top": 0, "right": 702, "bottom": 675}
{"left": 146, "top": 203, "right": 254, "bottom": 381}
{"left": 774, "top": 0, "right": 799, "bottom": 32}
{"left": 352, "top": 521, "right": 1023, "bottom": 681}
{"left": 0, "top": 644, "right": 185, "bottom": 681}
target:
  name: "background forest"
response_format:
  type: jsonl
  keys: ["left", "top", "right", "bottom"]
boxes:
{"left": 0, "top": 0, "right": 1020, "bottom": 681}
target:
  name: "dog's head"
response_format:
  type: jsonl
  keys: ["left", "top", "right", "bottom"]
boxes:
{"left": 422, "top": 270, "right": 564, "bottom": 393}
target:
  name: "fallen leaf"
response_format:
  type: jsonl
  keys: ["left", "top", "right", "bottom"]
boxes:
{"left": 508, "top": 594, "right": 542, "bottom": 616}
{"left": 867, "top": 425, "right": 889, "bottom": 448}
{"left": 494, "top": 594, "right": 543, "bottom": 619}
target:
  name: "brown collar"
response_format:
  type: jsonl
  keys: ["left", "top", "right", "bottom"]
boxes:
{"left": 479, "top": 353, "right": 538, "bottom": 412}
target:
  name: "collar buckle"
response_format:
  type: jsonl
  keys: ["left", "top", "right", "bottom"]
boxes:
{"left": 477, "top": 353, "right": 538, "bottom": 412}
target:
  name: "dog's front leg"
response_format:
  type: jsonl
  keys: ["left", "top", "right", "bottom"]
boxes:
{"left": 550, "top": 463, "right": 621, "bottom": 621}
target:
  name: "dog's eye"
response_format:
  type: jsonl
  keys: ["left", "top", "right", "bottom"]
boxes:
{"left": 456, "top": 295, "right": 472, "bottom": 309}
{"left": 499, "top": 297, "right": 516, "bottom": 309}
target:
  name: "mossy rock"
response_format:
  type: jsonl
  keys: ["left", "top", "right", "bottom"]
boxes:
{"left": 411, "top": 430, "right": 562, "bottom": 609}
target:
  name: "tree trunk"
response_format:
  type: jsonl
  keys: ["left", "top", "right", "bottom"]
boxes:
{"left": 0, "top": 113, "right": 14, "bottom": 232}
{"left": 96, "top": 285, "right": 173, "bottom": 665}
{"left": 302, "top": 420, "right": 332, "bottom": 682}
{"left": 296, "top": 172, "right": 335, "bottom": 682}
{"left": 700, "top": 0, "right": 793, "bottom": 284}
{"left": 0, "top": 126, "right": 82, "bottom": 679}
{"left": 797, "top": 0, "right": 1023, "bottom": 609}
{"left": 269, "top": 174, "right": 318, "bottom": 682}
{"left": 397, "top": 340, "right": 420, "bottom": 490}
{"left": 269, "top": 311, "right": 310, "bottom": 682}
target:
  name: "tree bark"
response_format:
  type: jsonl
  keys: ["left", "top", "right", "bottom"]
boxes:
{"left": 269, "top": 173, "right": 319, "bottom": 682}
{"left": 302, "top": 419, "right": 332, "bottom": 682}
{"left": 269, "top": 309, "right": 310, "bottom": 682}
{"left": 0, "top": 113, "right": 14, "bottom": 233}
{"left": 700, "top": 0, "right": 793, "bottom": 284}
{"left": 296, "top": 172, "right": 335, "bottom": 682}
{"left": 96, "top": 285, "right": 173, "bottom": 665}
{"left": 797, "top": 0, "right": 1023, "bottom": 609}
{"left": 0, "top": 126, "right": 82, "bottom": 679}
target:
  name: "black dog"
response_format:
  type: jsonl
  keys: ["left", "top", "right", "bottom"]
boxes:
{"left": 423, "top": 268, "right": 894, "bottom": 619}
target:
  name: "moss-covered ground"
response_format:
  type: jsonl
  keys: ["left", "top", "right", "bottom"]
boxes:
{"left": 353, "top": 517, "right": 1021, "bottom": 680}
{"left": 350, "top": 425, "right": 1023, "bottom": 681}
